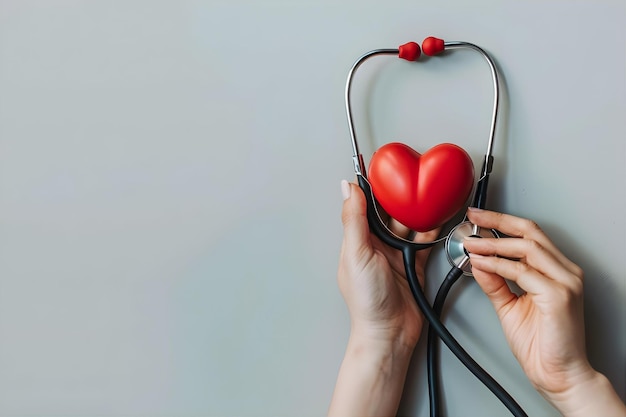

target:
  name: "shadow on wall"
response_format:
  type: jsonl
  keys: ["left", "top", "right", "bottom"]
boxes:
{"left": 541, "top": 223, "right": 626, "bottom": 403}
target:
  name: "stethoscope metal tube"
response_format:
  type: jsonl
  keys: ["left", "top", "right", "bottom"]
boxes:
{"left": 345, "top": 41, "right": 500, "bottom": 210}
{"left": 446, "top": 41, "right": 500, "bottom": 180}
{"left": 345, "top": 48, "right": 397, "bottom": 177}
{"left": 345, "top": 38, "right": 527, "bottom": 417}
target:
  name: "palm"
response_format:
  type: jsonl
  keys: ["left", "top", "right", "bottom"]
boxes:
{"left": 339, "top": 228, "right": 438, "bottom": 347}
{"left": 367, "top": 243, "right": 423, "bottom": 340}
{"left": 496, "top": 292, "right": 586, "bottom": 394}
{"left": 498, "top": 297, "right": 541, "bottom": 375}
{"left": 337, "top": 183, "right": 439, "bottom": 348}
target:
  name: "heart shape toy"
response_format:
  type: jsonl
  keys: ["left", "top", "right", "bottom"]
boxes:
{"left": 368, "top": 142, "right": 474, "bottom": 232}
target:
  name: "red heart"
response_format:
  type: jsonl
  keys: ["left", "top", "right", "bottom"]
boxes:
{"left": 368, "top": 142, "right": 474, "bottom": 232}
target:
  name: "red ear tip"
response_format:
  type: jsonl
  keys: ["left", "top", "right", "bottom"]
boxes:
{"left": 422, "top": 36, "right": 445, "bottom": 56}
{"left": 398, "top": 42, "right": 421, "bottom": 61}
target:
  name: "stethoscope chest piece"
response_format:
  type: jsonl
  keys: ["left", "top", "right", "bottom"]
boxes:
{"left": 445, "top": 221, "right": 498, "bottom": 275}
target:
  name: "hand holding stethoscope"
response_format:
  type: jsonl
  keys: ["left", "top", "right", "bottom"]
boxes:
{"left": 337, "top": 179, "right": 441, "bottom": 350}
{"left": 330, "top": 180, "right": 441, "bottom": 417}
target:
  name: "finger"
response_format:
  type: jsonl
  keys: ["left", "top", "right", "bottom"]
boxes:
{"left": 466, "top": 208, "right": 580, "bottom": 275}
{"left": 414, "top": 227, "right": 441, "bottom": 244}
{"left": 464, "top": 237, "right": 578, "bottom": 286}
{"left": 467, "top": 208, "right": 546, "bottom": 241}
{"left": 341, "top": 180, "right": 372, "bottom": 256}
{"left": 370, "top": 233, "right": 410, "bottom": 280}
{"left": 413, "top": 226, "right": 441, "bottom": 269}
{"left": 470, "top": 265, "right": 518, "bottom": 317}
{"left": 387, "top": 217, "right": 412, "bottom": 239}
{"left": 468, "top": 253, "right": 554, "bottom": 295}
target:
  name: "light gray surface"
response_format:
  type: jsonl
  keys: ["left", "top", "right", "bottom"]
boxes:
{"left": 0, "top": 1, "right": 624, "bottom": 416}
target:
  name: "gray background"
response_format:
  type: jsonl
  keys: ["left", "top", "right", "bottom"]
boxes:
{"left": 0, "top": 1, "right": 624, "bottom": 416}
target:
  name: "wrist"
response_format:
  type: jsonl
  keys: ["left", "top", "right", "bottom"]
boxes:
{"left": 544, "top": 368, "right": 626, "bottom": 417}
{"left": 350, "top": 320, "right": 420, "bottom": 355}
{"left": 328, "top": 329, "right": 417, "bottom": 417}
{"left": 348, "top": 327, "right": 416, "bottom": 364}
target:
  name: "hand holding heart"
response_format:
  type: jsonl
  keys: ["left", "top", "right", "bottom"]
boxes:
{"left": 330, "top": 179, "right": 441, "bottom": 417}
{"left": 337, "top": 180, "right": 440, "bottom": 348}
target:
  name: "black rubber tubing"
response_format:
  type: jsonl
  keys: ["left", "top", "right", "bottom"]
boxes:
{"left": 427, "top": 267, "right": 463, "bottom": 417}
{"left": 356, "top": 175, "right": 527, "bottom": 416}
{"left": 403, "top": 250, "right": 527, "bottom": 417}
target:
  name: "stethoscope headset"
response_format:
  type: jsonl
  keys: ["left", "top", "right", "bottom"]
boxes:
{"left": 344, "top": 37, "right": 528, "bottom": 417}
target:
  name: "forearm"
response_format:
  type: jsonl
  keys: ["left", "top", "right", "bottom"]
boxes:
{"left": 545, "top": 370, "right": 626, "bottom": 417}
{"left": 328, "top": 332, "right": 415, "bottom": 417}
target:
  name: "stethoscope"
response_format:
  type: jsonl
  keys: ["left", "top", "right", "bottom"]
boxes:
{"left": 344, "top": 37, "right": 528, "bottom": 417}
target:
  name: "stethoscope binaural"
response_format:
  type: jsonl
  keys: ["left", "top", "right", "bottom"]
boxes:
{"left": 344, "top": 37, "right": 528, "bottom": 417}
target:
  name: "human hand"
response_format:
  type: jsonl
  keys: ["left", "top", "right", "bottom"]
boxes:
{"left": 329, "top": 180, "right": 440, "bottom": 417}
{"left": 337, "top": 180, "right": 439, "bottom": 349}
{"left": 464, "top": 208, "right": 626, "bottom": 417}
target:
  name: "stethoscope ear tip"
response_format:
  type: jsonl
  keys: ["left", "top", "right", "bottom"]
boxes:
{"left": 422, "top": 37, "right": 445, "bottom": 56}
{"left": 398, "top": 42, "right": 421, "bottom": 61}
{"left": 398, "top": 37, "right": 446, "bottom": 61}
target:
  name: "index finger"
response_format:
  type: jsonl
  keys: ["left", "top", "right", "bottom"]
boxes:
{"left": 466, "top": 208, "right": 581, "bottom": 276}
{"left": 467, "top": 208, "right": 542, "bottom": 239}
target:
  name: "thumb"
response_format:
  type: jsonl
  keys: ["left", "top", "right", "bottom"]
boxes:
{"left": 340, "top": 180, "right": 371, "bottom": 254}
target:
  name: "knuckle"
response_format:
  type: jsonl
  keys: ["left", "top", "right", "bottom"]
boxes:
{"left": 522, "top": 218, "right": 542, "bottom": 233}
{"left": 526, "top": 238, "right": 543, "bottom": 252}
{"left": 570, "top": 263, "right": 584, "bottom": 279}
{"left": 498, "top": 258, "right": 528, "bottom": 277}
{"left": 341, "top": 208, "right": 351, "bottom": 226}
{"left": 568, "top": 274, "right": 584, "bottom": 296}
{"left": 552, "top": 281, "right": 582, "bottom": 305}
{"left": 342, "top": 209, "right": 366, "bottom": 230}
{"left": 515, "top": 261, "right": 530, "bottom": 274}
{"left": 484, "top": 241, "right": 499, "bottom": 256}
{"left": 550, "top": 285, "right": 571, "bottom": 305}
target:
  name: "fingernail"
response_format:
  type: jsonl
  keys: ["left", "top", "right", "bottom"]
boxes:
{"left": 341, "top": 180, "right": 351, "bottom": 200}
{"left": 468, "top": 253, "right": 486, "bottom": 260}
{"left": 467, "top": 207, "right": 484, "bottom": 212}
